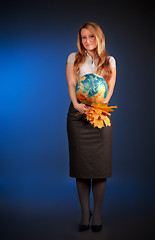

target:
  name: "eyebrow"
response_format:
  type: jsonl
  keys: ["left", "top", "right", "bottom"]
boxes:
{"left": 81, "top": 34, "right": 94, "bottom": 37}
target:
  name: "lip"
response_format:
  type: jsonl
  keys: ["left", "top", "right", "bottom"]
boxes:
{"left": 85, "top": 44, "right": 92, "bottom": 47}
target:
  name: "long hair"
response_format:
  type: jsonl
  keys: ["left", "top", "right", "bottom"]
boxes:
{"left": 74, "top": 22, "right": 112, "bottom": 81}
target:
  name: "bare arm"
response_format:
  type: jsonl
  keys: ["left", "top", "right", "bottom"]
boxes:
{"left": 103, "top": 67, "right": 116, "bottom": 103}
{"left": 66, "top": 62, "right": 90, "bottom": 114}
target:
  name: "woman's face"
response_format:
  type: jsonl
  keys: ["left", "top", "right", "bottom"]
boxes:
{"left": 81, "top": 28, "right": 97, "bottom": 52}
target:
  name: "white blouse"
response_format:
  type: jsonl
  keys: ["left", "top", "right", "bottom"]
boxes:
{"left": 67, "top": 52, "right": 116, "bottom": 79}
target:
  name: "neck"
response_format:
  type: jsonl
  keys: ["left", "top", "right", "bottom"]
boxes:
{"left": 87, "top": 50, "right": 96, "bottom": 58}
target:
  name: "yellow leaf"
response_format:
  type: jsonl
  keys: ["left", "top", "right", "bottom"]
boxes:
{"left": 109, "top": 105, "right": 118, "bottom": 109}
{"left": 94, "top": 108, "right": 102, "bottom": 114}
{"left": 91, "top": 103, "right": 117, "bottom": 113}
{"left": 94, "top": 119, "right": 104, "bottom": 128}
{"left": 92, "top": 103, "right": 108, "bottom": 108}
{"left": 100, "top": 115, "right": 106, "bottom": 120}
{"left": 87, "top": 109, "right": 95, "bottom": 114}
{"left": 103, "top": 116, "right": 111, "bottom": 126}
{"left": 90, "top": 119, "right": 95, "bottom": 125}
{"left": 93, "top": 113, "right": 100, "bottom": 120}
{"left": 85, "top": 102, "right": 117, "bottom": 128}
{"left": 87, "top": 115, "right": 94, "bottom": 121}
{"left": 101, "top": 110, "right": 111, "bottom": 116}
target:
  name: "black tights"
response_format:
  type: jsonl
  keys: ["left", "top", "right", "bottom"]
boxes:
{"left": 76, "top": 178, "right": 107, "bottom": 225}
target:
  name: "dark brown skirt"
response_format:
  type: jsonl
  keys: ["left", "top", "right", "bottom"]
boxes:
{"left": 67, "top": 102, "right": 113, "bottom": 179}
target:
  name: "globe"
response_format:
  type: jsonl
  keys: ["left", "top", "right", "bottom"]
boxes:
{"left": 75, "top": 73, "right": 108, "bottom": 105}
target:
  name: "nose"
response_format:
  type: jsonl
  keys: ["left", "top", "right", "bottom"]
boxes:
{"left": 86, "top": 37, "right": 91, "bottom": 43}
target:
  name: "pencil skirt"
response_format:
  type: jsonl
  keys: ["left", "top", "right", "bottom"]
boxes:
{"left": 67, "top": 102, "right": 113, "bottom": 179}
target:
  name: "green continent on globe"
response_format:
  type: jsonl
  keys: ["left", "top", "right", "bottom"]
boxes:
{"left": 75, "top": 73, "right": 108, "bottom": 105}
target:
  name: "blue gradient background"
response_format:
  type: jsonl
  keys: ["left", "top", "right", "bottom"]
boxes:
{"left": 0, "top": 1, "right": 154, "bottom": 240}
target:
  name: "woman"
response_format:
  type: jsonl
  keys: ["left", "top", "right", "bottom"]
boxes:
{"left": 66, "top": 22, "right": 116, "bottom": 232}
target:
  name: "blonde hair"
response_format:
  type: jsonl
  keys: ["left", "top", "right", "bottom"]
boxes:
{"left": 74, "top": 22, "right": 112, "bottom": 81}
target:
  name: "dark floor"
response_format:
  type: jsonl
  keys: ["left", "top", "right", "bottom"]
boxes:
{"left": 1, "top": 177, "right": 154, "bottom": 240}
{"left": 1, "top": 207, "right": 154, "bottom": 240}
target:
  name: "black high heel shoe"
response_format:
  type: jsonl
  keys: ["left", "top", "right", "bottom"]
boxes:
{"left": 91, "top": 224, "right": 102, "bottom": 232}
{"left": 78, "top": 210, "right": 92, "bottom": 232}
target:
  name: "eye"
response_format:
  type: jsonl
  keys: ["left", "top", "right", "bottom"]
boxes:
{"left": 90, "top": 35, "right": 95, "bottom": 38}
{"left": 82, "top": 36, "right": 86, "bottom": 39}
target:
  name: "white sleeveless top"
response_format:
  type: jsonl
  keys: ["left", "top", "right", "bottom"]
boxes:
{"left": 67, "top": 52, "right": 116, "bottom": 79}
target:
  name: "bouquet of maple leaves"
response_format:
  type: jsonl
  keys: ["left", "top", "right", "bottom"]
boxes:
{"left": 85, "top": 103, "right": 117, "bottom": 129}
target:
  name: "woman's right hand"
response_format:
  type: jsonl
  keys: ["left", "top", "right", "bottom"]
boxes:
{"left": 74, "top": 102, "right": 90, "bottom": 114}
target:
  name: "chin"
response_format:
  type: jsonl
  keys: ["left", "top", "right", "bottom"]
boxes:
{"left": 85, "top": 46, "right": 96, "bottom": 51}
